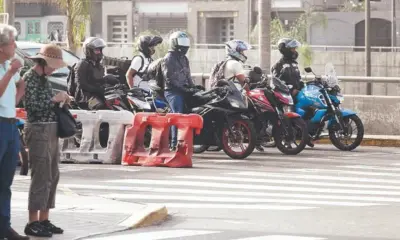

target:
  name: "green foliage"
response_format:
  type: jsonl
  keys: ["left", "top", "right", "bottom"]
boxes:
{"left": 250, "top": 9, "right": 327, "bottom": 68}
{"left": 340, "top": 0, "right": 365, "bottom": 12}
{"left": 0, "top": 0, "right": 3, "bottom": 13}
{"left": 57, "top": 0, "right": 91, "bottom": 50}
{"left": 132, "top": 28, "right": 194, "bottom": 60}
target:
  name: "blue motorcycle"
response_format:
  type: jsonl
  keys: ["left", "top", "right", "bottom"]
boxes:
{"left": 295, "top": 63, "right": 364, "bottom": 151}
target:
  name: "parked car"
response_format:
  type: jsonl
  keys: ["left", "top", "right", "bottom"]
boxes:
{"left": 16, "top": 41, "right": 79, "bottom": 94}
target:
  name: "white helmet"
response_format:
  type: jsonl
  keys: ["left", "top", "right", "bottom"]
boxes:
{"left": 225, "top": 39, "right": 251, "bottom": 63}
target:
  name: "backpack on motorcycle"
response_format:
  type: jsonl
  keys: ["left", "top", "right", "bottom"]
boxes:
{"left": 146, "top": 57, "right": 165, "bottom": 94}
{"left": 67, "top": 63, "right": 77, "bottom": 97}
{"left": 208, "top": 60, "right": 231, "bottom": 89}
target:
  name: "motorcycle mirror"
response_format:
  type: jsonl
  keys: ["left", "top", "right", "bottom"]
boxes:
{"left": 288, "top": 84, "right": 293, "bottom": 89}
{"left": 304, "top": 67, "right": 313, "bottom": 73}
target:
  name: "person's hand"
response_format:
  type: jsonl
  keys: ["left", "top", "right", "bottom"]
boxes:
{"left": 8, "top": 59, "right": 23, "bottom": 75}
{"left": 52, "top": 92, "right": 71, "bottom": 104}
{"left": 292, "top": 89, "right": 299, "bottom": 96}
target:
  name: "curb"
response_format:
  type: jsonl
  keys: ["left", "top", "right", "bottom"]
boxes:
{"left": 119, "top": 205, "right": 169, "bottom": 229}
{"left": 315, "top": 138, "right": 400, "bottom": 147}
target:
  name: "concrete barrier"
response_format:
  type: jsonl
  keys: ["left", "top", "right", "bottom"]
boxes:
{"left": 342, "top": 95, "right": 400, "bottom": 136}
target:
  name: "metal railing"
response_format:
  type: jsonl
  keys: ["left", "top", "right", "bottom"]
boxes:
{"left": 191, "top": 73, "right": 400, "bottom": 95}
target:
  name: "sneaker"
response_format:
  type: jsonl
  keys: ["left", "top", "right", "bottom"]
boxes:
{"left": 40, "top": 220, "right": 63, "bottom": 234}
{"left": 24, "top": 221, "right": 52, "bottom": 237}
{"left": 255, "top": 145, "right": 264, "bottom": 152}
{"left": 6, "top": 227, "right": 29, "bottom": 240}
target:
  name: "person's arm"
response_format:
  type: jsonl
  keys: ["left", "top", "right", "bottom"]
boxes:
{"left": 15, "top": 77, "right": 25, "bottom": 104}
{"left": 0, "top": 59, "right": 22, "bottom": 97}
{"left": 75, "top": 60, "right": 104, "bottom": 95}
{"left": 185, "top": 56, "right": 195, "bottom": 87}
{"left": 126, "top": 56, "right": 142, "bottom": 88}
{"left": 230, "top": 61, "right": 247, "bottom": 86}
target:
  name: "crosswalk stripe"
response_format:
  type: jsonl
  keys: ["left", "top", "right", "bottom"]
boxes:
{"left": 173, "top": 175, "right": 400, "bottom": 190}
{"left": 288, "top": 168, "right": 400, "bottom": 177}
{"left": 100, "top": 193, "right": 379, "bottom": 206}
{"left": 61, "top": 184, "right": 400, "bottom": 203}
{"left": 341, "top": 165, "right": 400, "bottom": 172}
{"left": 105, "top": 179, "right": 400, "bottom": 196}
{"left": 233, "top": 235, "right": 325, "bottom": 240}
{"left": 87, "top": 229, "right": 220, "bottom": 240}
{"left": 139, "top": 203, "right": 314, "bottom": 210}
{"left": 228, "top": 171, "right": 400, "bottom": 184}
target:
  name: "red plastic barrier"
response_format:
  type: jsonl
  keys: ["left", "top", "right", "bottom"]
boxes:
{"left": 122, "top": 112, "right": 203, "bottom": 168}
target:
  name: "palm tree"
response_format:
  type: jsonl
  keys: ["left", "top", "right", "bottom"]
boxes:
{"left": 13, "top": 0, "right": 91, "bottom": 53}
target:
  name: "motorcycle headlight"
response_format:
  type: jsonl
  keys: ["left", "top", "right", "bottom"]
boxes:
{"left": 283, "top": 105, "right": 291, "bottom": 113}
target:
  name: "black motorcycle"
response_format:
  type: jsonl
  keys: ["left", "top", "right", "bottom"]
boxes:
{"left": 189, "top": 81, "right": 256, "bottom": 159}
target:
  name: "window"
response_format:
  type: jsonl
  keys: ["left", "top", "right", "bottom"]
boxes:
{"left": 48, "top": 22, "right": 64, "bottom": 35}
{"left": 109, "top": 16, "right": 128, "bottom": 43}
{"left": 220, "top": 17, "right": 234, "bottom": 43}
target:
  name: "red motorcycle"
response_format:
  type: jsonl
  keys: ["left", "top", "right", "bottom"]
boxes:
{"left": 242, "top": 75, "right": 308, "bottom": 155}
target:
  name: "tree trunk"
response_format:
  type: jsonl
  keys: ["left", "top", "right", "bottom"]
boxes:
{"left": 4, "top": 0, "right": 15, "bottom": 25}
{"left": 65, "top": 0, "right": 77, "bottom": 54}
{"left": 258, "top": 0, "right": 271, "bottom": 73}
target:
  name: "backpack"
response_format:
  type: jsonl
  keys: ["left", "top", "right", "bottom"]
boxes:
{"left": 208, "top": 60, "right": 231, "bottom": 89}
{"left": 67, "top": 62, "right": 77, "bottom": 97}
{"left": 131, "top": 55, "right": 151, "bottom": 79}
{"left": 146, "top": 57, "right": 165, "bottom": 91}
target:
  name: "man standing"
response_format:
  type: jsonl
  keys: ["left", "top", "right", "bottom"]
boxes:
{"left": 0, "top": 23, "right": 29, "bottom": 240}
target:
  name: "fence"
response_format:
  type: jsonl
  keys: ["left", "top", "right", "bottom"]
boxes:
{"left": 191, "top": 73, "right": 400, "bottom": 96}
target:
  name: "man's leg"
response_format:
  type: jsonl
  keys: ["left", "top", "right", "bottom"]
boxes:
{"left": 0, "top": 122, "right": 19, "bottom": 238}
{"left": 164, "top": 91, "right": 185, "bottom": 149}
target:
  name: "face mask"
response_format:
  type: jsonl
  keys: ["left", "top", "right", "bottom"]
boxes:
{"left": 178, "top": 47, "right": 189, "bottom": 55}
{"left": 292, "top": 51, "right": 298, "bottom": 60}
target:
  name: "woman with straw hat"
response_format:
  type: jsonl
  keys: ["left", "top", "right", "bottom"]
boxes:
{"left": 22, "top": 44, "right": 69, "bottom": 237}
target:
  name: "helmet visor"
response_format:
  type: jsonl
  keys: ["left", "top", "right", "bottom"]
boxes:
{"left": 89, "top": 38, "right": 107, "bottom": 49}
{"left": 286, "top": 39, "right": 301, "bottom": 48}
{"left": 177, "top": 37, "right": 190, "bottom": 47}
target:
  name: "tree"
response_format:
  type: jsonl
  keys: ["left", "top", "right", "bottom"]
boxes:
{"left": 17, "top": 0, "right": 91, "bottom": 53}
{"left": 340, "top": 0, "right": 365, "bottom": 12}
{"left": 251, "top": 8, "right": 327, "bottom": 68}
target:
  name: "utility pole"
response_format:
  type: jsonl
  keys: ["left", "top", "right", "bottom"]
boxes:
{"left": 4, "top": 0, "right": 14, "bottom": 25}
{"left": 258, "top": 0, "right": 271, "bottom": 73}
{"left": 365, "top": 0, "right": 372, "bottom": 95}
{"left": 392, "top": 0, "right": 396, "bottom": 51}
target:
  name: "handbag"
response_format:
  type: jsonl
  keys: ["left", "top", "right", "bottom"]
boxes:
{"left": 54, "top": 104, "right": 78, "bottom": 138}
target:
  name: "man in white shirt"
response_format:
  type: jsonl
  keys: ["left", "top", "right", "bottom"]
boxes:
{"left": 0, "top": 24, "right": 29, "bottom": 240}
{"left": 125, "top": 35, "right": 163, "bottom": 90}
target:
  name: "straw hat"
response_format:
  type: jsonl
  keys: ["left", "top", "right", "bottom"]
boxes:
{"left": 27, "top": 44, "right": 67, "bottom": 69}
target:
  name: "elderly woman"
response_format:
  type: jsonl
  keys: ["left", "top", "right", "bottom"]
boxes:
{"left": 23, "top": 44, "right": 69, "bottom": 237}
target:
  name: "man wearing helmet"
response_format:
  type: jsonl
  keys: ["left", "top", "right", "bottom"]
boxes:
{"left": 210, "top": 39, "right": 251, "bottom": 90}
{"left": 162, "top": 31, "right": 195, "bottom": 150}
{"left": 73, "top": 37, "right": 107, "bottom": 109}
{"left": 125, "top": 35, "right": 163, "bottom": 89}
{"left": 271, "top": 38, "right": 302, "bottom": 96}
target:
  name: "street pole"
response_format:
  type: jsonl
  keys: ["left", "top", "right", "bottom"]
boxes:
{"left": 365, "top": 0, "right": 372, "bottom": 95}
{"left": 4, "top": 0, "right": 14, "bottom": 25}
{"left": 258, "top": 0, "right": 271, "bottom": 73}
{"left": 392, "top": 0, "right": 396, "bottom": 51}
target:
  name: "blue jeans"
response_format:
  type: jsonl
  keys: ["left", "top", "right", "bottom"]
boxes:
{"left": 0, "top": 121, "right": 19, "bottom": 237}
{"left": 164, "top": 90, "right": 185, "bottom": 147}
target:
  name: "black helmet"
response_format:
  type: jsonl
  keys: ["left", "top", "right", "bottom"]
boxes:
{"left": 277, "top": 38, "right": 301, "bottom": 60}
{"left": 82, "top": 37, "right": 106, "bottom": 62}
{"left": 138, "top": 35, "right": 163, "bottom": 58}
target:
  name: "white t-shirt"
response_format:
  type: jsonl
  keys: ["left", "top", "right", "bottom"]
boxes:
{"left": 0, "top": 60, "right": 21, "bottom": 118}
{"left": 224, "top": 59, "right": 245, "bottom": 81}
{"left": 129, "top": 52, "right": 151, "bottom": 90}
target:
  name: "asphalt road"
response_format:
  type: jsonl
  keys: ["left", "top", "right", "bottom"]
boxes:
{"left": 53, "top": 145, "right": 400, "bottom": 240}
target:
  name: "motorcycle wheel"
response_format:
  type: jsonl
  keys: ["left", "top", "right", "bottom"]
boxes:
{"left": 329, "top": 115, "right": 364, "bottom": 151}
{"left": 274, "top": 117, "right": 308, "bottom": 155}
{"left": 221, "top": 119, "right": 256, "bottom": 159}
{"left": 193, "top": 145, "right": 209, "bottom": 154}
{"left": 19, "top": 134, "right": 29, "bottom": 176}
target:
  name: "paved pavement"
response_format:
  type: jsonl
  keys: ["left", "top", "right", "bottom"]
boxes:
{"left": 11, "top": 145, "right": 400, "bottom": 240}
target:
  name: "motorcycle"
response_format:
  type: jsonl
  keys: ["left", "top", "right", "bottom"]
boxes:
{"left": 296, "top": 63, "right": 364, "bottom": 151}
{"left": 16, "top": 118, "right": 29, "bottom": 176}
{"left": 188, "top": 80, "right": 257, "bottom": 159}
{"left": 245, "top": 75, "right": 308, "bottom": 155}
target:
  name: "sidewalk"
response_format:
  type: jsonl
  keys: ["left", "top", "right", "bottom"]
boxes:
{"left": 10, "top": 176, "right": 168, "bottom": 240}
{"left": 316, "top": 134, "right": 400, "bottom": 147}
